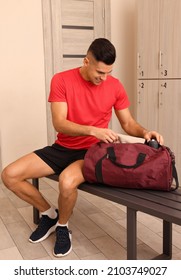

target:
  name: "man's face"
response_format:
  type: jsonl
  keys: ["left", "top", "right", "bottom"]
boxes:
{"left": 83, "top": 55, "right": 113, "bottom": 85}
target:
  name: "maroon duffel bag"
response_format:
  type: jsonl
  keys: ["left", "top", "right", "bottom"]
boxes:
{"left": 83, "top": 141, "right": 179, "bottom": 191}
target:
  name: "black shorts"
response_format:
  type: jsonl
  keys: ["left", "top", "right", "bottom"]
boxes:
{"left": 34, "top": 143, "right": 88, "bottom": 174}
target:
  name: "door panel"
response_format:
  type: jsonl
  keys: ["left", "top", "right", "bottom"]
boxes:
{"left": 62, "top": 58, "right": 83, "bottom": 71}
{"left": 159, "top": 0, "right": 181, "bottom": 78}
{"left": 158, "top": 80, "right": 181, "bottom": 185}
{"left": 137, "top": 0, "right": 159, "bottom": 79}
{"left": 158, "top": 80, "right": 181, "bottom": 151}
{"left": 62, "top": 29, "right": 94, "bottom": 55}
{"left": 61, "top": 0, "right": 94, "bottom": 26}
{"left": 137, "top": 80, "right": 159, "bottom": 130}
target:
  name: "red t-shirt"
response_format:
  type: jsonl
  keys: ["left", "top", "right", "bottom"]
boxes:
{"left": 48, "top": 67, "right": 130, "bottom": 149}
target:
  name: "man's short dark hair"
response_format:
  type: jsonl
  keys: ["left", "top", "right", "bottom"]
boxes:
{"left": 87, "top": 38, "right": 116, "bottom": 65}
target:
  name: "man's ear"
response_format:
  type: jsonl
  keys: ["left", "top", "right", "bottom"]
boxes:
{"left": 83, "top": 57, "right": 89, "bottom": 66}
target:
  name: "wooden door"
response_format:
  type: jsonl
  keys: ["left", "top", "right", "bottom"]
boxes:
{"left": 42, "top": 0, "right": 111, "bottom": 144}
{"left": 137, "top": 80, "right": 159, "bottom": 130}
{"left": 158, "top": 80, "right": 181, "bottom": 153}
{"left": 158, "top": 80, "right": 181, "bottom": 185}
{"left": 159, "top": 0, "right": 181, "bottom": 79}
{"left": 137, "top": 0, "right": 160, "bottom": 79}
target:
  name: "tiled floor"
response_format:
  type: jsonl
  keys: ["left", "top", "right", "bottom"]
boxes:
{"left": 0, "top": 177, "right": 181, "bottom": 260}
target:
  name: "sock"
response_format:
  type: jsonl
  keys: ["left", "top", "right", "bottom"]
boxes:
{"left": 56, "top": 222, "right": 68, "bottom": 228}
{"left": 41, "top": 206, "right": 57, "bottom": 219}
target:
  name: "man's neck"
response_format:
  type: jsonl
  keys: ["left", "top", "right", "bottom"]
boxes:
{"left": 79, "top": 66, "right": 89, "bottom": 81}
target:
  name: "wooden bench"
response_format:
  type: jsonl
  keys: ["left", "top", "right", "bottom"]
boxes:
{"left": 32, "top": 175, "right": 181, "bottom": 260}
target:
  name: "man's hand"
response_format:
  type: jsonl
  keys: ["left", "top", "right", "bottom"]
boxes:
{"left": 143, "top": 130, "right": 164, "bottom": 145}
{"left": 90, "top": 127, "right": 119, "bottom": 143}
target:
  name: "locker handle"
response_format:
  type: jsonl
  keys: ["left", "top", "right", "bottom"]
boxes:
{"left": 159, "top": 92, "right": 163, "bottom": 106}
{"left": 137, "top": 53, "right": 141, "bottom": 69}
{"left": 159, "top": 51, "right": 163, "bottom": 69}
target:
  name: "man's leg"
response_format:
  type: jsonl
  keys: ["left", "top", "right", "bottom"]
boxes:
{"left": 1, "top": 152, "right": 59, "bottom": 243}
{"left": 53, "top": 159, "right": 85, "bottom": 257}
{"left": 58, "top": 159, "right": 85, "bottom": 223}
{"left": 1, "top": 152, "right": 54, "bottom": 211}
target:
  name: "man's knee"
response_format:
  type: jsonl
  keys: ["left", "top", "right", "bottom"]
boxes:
{"left": 58, "top": 160, "right": 85, "bottom": 197}
{"left": 59, "top": 172, "right": 80, "bottom": 196}
{"left": 1, "top": 165, "right": 19, "bottom": 190}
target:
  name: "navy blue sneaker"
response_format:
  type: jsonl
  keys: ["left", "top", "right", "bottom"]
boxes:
{"left": 53, "top": 226, "right": 72, "bottom": 257}
{"left": 29, "top": 209, "right": 59, "bottom": 243}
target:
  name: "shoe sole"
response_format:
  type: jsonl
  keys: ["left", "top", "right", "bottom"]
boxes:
{"left": 29, "top": 224, "right": 57, "bottom": 243}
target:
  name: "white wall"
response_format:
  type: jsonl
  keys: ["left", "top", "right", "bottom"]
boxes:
{"left": 110, "top": 0, "right": 136, "bottom": 132}
{"left": 0, "top": 0, "right": 47, "bottom": 168}
{"left": 0, "top": 0, "right": 136, "bottom": 169}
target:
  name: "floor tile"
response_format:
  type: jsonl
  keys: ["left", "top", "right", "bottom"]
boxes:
{"left": 70, "top": 208, "right": 106, "bottom": 239}
{"left": 88, "top": 212, "right": 127, "bottom": 248}
{"left": 0, "top": 197, "right": 24, "bottom": 224}
{"left": 6, "top": 221, "right": 48, "bottom": 260}
{"left": 0, "top": 219, "right": 15, "bottom": 250}
{"left": 137, "top": 243, "right": 157, "bottom": 259}
{"left": 0, "top": 246, "right": 23, "bottom": 260}
{"left": 81, "top": 253, "right": 107, "bottom": 260}
{"left": 76, "top": 194, "right": 102, "bottom": 216}
{"left": 70, "top": 223, "right": 101, "bottom": 258}
{"left": 91, "top": 235, "right": 127, "bottom": 260}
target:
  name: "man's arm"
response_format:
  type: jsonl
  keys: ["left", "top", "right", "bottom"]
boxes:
{"left": 51, "top": 102, "right": 119, "bottom": 143}
{"left": 115, "top": 108, "right": 164, "bottom": 144}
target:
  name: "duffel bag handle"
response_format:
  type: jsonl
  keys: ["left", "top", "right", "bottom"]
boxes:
{"left": 107, "top": 147, "right": 146, "bottom": 169}
{"left": 95, "top": 147, "right": 146, "bottom": 183}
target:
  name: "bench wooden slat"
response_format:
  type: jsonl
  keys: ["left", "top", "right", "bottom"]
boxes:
{"left": 78, "top": 183, "right": 181, "bottom": 225}
{"left": 147, "top": 189, "right": 181, "bottom": 200}
{"left": 119, "top": 189, "right": 181, "bottom": 210}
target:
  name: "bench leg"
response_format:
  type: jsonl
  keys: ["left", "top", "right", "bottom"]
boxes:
{"left": 32, "top": 178, "right": 40, "bottom": 225}
{"left": 163, "top": 220, "right": 172, "bottom": 258}
{"left": 127, "top": 210, "right": 172, "bottom": 260}
{"left": 153, "top": 220, "right": 172, "bottom": 260}
{"left": 127, "top": 207, "right": 137, "bottom": 260}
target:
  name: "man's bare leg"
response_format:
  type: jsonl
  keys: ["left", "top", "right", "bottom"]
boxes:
{"left": 53, "top": 160, "right": 85, "bottom": 257}
{"left": 1, "top": 152, "right": 60, "bottom": 243}
{"left": 1, "top": 152, "right": 55, "bottom": 212}
{"left": 58, "top": 159, "right": 85, "bottom": 223}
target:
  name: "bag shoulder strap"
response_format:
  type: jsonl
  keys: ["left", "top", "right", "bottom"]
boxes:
{"left": 171, "top": 163, "right": 179, "bottom": 190}
{"left": 165, "top": 146, "right": 179, "bottom": 190}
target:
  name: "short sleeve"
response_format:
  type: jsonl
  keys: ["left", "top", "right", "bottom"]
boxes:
{"left": 48, "top": 73, "right": 67, "bottom": 102}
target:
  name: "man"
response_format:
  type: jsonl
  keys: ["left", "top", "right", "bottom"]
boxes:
{"left": 1, "top": 38, "right": 163, "bottom": 257}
